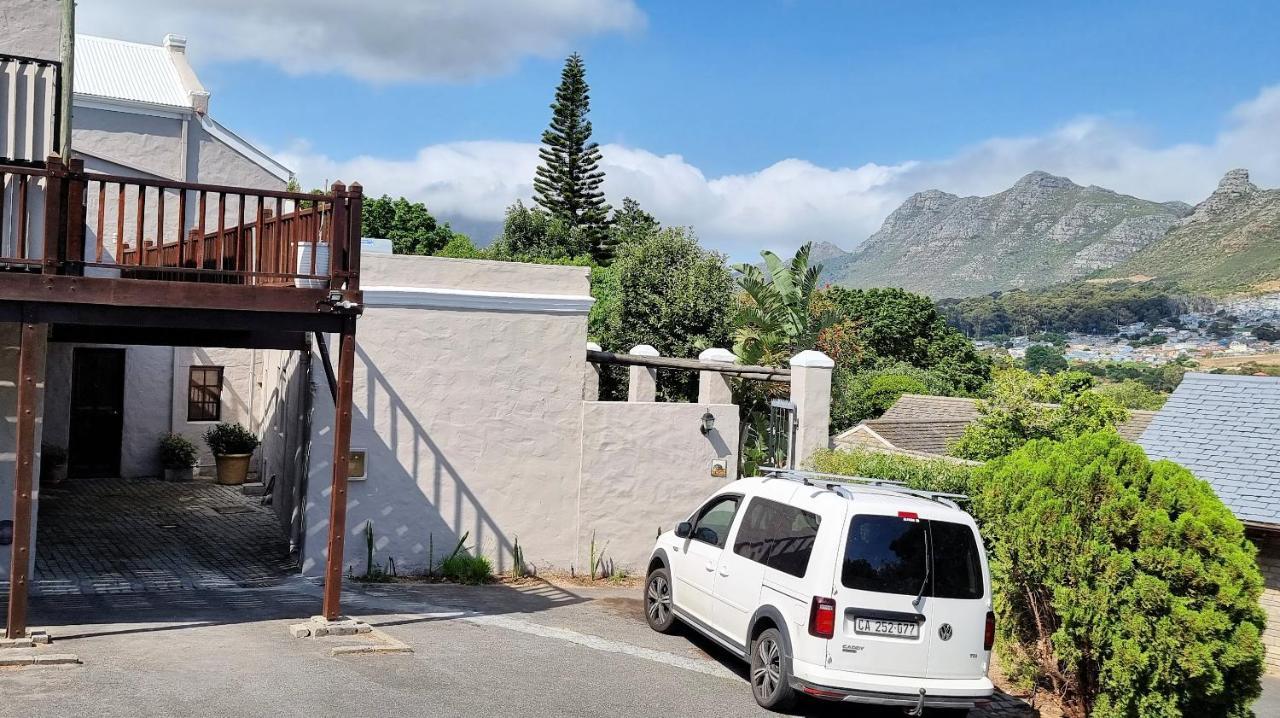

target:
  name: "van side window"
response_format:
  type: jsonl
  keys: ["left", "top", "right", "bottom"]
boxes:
{"left": 732, "top": 498, "right": 821, "bottom": 578}
{"left": 690, "top": 495, "right": 740, "bottom": 548}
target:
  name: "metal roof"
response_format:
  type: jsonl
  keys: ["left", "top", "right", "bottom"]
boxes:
{"left": 74, "top": 34, "right": 190, "bottom": 108}
{"left": 1137, "top": 373, "right": 1280, "bottom": 527}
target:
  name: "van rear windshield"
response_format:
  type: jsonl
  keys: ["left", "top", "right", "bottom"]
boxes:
{"left": 842, "top": 515, "right": 983, "bottom": 599}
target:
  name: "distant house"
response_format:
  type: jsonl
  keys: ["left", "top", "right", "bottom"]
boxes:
{"left": 1134, "top": 373, "right": 1280, "bottom": 675}
{"left": 832, "top": 393, "right": 1156, "bottom": 458}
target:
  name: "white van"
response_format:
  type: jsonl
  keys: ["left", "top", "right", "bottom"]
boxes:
{"left": 644, "top": 470, "right": 994, "bottom": 714}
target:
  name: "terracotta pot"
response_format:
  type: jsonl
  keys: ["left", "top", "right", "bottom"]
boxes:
{"left": 164, "top": 466, "right": 194, "bottom": 483}
{"left": 213, "top": 454, "right": 252, "bottom": 485}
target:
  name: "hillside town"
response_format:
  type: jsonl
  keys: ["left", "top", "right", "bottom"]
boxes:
{"left": 976, "top": 291, "right": 1280, "bottom": 367}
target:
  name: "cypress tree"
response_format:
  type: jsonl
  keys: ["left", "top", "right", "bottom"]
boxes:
{"left": 534, "top": 53, "right": 613, "bottom": 263}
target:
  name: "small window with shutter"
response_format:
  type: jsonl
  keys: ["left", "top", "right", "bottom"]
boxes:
{"left": 187, "top": 366, "right": 224, "bottom": 422}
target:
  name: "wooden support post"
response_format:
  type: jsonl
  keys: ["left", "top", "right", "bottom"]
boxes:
{"left": 321, "top": 318, "right": 357, "bottom": 620}
{"left": 40, "top": 155, "right": 65, "bottom": 274}
{"left": 6, "top": 319, "right": 46, "bottom": 639}
{"left": 64, "top": 159, "right": 86, "bottom": 276}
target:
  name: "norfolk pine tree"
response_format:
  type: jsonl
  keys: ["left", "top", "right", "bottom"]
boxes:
{"left": 533, "top": 53, "right": 613, "bottom": 263}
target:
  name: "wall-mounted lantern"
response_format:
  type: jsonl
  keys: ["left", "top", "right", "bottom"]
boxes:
{"left": 700, "top": 411, "right": 716, "bottom": 436}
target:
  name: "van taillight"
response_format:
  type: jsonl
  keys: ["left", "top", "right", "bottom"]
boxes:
{"left": 983, "top": 611, "right": 995, "bottom": 651}
{"left": 809, "top": 597, "right": 836, "bottom": 639}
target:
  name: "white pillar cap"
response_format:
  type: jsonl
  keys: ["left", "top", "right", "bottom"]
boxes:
{"left": 698, "top": 348, "right": 738, "bottom": 364}
{"left": 789, "top": 350, "right": 834, "bottom": 368}
{"left": 586, "top": 342, "right": 602, "bottom": 352}
{"left": 629, "top": 344, "right": 660, "bottom": 357}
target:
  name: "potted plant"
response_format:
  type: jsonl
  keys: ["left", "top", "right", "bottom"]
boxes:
{"left": 41, "top": 443, "right": 68, "bottom": 485}
{"left": 159, "top": 433, "right": 198, "bottom": 482}
{"left": 203, "top": 422, "right": 259, "bottom": 486}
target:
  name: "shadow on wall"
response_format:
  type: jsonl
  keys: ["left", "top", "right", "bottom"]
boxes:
{"left": 304, "top": 344, "right": 516, "bottom": 577}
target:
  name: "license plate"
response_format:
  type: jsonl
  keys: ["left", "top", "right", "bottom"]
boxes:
{"left": 854, "top": 617, "right": 919, "bottom": 638}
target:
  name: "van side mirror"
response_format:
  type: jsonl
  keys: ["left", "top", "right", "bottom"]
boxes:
{"left": 675, "top": 521, "right": 692, "bottom": 539}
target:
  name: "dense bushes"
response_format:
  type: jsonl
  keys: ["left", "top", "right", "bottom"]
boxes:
{"left": 938, "top": 281, "right": 1194, "bottom": 338}
{"left": 808, "top": 448, "right": 974, "bottom": 495}
{"left": 950, "top": 369, "right": 1128, "bottom": 460}
{"left": 974, "top": 433, "right": 1265, "bottom": 717}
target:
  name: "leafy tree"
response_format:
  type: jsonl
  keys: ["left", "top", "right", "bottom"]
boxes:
{"left": 1024, "top": 344, "right": 1068, "bottom": 374}
{"left": 608, "top": 197, "right": 659, "bottom": 256}
{"left": 533, "top": 53, "right": 612, "bottom": 263}
{"left": 974, "top": 432, "right": 1264, "bottom": 717}
{"left": 1092, "top": 379, "right": 1167, "bottom": 410}
{"left": 490, "top": 200, "right": 591, "bottom": 261}
{"left": 435, "top": 235, "right": 482, "bottom": 259}
{"left": 362, "top": 194, "right": 463, "bottom": 256}
{"left": 950, "top": 368, "right": 1127, "bottom": 460}
{"left": 831, "top": 363, "right": 956, "bottom": 430}
{"left": 825, "top": 286, "right": 990, "bottom": 394}
{"left": 731, "top": 243, "right": 838, "bottom": 366}
{"left": 589, "top": 228, "right": 733, "bottom": 400}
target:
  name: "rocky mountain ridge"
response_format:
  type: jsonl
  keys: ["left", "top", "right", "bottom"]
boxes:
{"left": 819, "top": 171, "right": 1192, "bottom": 298}
{"left": 1105, "top": 169, "right": 1280, "bottom": 292}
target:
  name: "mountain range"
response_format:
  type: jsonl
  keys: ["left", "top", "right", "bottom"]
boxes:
{"left": 818, "top": 169, "right": 1278, "bottom": 298}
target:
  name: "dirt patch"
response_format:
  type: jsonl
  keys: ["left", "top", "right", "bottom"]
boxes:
{"left": 594, "top": 596, "right": 646, "bottom": 621}
{"left": 535, "top": 570, "right": 643, "bottom": 590}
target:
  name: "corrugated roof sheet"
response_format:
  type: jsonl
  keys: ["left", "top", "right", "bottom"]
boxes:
{"left": 74, "top": 35, "right": 190, "bottom": 108}
{"left": 1137, "top": 373, "right": 1280, "bottom": 526}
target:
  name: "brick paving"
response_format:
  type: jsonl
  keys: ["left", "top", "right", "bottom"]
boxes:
{"left": 20, "top": 477, "right": 297, "bottom": 596}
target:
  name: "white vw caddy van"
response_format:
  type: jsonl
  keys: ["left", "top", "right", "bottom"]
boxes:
{"left": 644, "top": 470, "right": 994, "bottom": 715}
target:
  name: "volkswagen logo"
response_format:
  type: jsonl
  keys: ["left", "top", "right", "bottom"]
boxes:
{"left": 938, "top": 623, "right": 953, "bottom": 641}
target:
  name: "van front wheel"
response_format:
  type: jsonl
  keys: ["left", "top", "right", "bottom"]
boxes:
{"left": 644, "top": 567, "right": 677, "bottom": 633}
{"left": 750, "top": 627, "right": 796, "bottom": 711}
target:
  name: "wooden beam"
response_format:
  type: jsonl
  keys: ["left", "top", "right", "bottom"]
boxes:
{"left": 6, "top": 319, "right": 46, "bottom": 639}
{"left": 585, "top": 348, "right": 790, "bottom": 382}
{"left": 48, "top": 325, "right": 308, "bottom": 351}
{"left": 0, "top": 301, "right": 350, "bottom": 335}
{"left": 0, "top": 272, "right": 361, "bottom": 316}
{"left": 321, "top": 318, "right": 357, "bottom": 620}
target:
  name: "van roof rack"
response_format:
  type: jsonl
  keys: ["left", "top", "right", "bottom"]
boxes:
{"left": 758, "top": 467, "right": 969, "bottom": 509}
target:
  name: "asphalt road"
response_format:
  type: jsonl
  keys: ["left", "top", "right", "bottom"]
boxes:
{"left": 1, "top": 580, "right": 1276, "bottom": 718}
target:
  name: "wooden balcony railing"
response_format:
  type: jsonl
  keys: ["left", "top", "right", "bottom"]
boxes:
{"left": 0, "top": 156, "right": 363, "bottom": 292}
{"left": 0, "top": 53, "right": 62, "bottom": 166}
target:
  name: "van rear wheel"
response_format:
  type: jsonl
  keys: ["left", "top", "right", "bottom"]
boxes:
{"left": 750, "top": 627, "right": 796, "bottom": 711}
{"left": 644, "top": 567, "right": 677, "bottom": 633}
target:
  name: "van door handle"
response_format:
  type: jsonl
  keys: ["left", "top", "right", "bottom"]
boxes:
{"left": 718, "top": 567, "right": 730, "bottom": 577}
{"left": 704, "top": 561, "right": 716, "bottom": 572}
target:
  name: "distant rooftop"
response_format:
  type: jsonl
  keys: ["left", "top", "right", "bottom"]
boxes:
{"left": 1137, "top": 373, "right": 1280, "bottom": 528}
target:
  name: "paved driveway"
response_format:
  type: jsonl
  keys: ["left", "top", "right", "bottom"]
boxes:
{"left": 2, "top": 579, "right": 1276, "bottom": 717}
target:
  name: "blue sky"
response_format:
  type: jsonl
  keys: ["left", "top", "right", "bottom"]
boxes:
{"left": 82, "top": 0, "right": 1280, "bottom": 258}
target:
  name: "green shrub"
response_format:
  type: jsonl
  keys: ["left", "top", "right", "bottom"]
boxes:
{"left": 973, "top": 432, "right": 1265, "bottom": 717}
{"left": 440, "top": 552, "right": 493, "bottom": 585}
{"left": 158, "top": 433, "right": 199, "bottom": 469}
{"left": 808, "top": 448, "right": 975, "bottom": 495}
{"left": 951, "top": 368, "right": 1127, "bottom": 461}
{"left": 203, "top": 423, "right": 259, "bottom": 456}
{"left": 1091, "top": 380, "right": 1167, "bottom": 410}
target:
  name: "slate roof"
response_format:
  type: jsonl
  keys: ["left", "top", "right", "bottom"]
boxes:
{"left": 869, "top": 394, "right": 1155, "bottom": 443}
{"left": 1136, "top": 373, "right": 1280, "bottom": 527}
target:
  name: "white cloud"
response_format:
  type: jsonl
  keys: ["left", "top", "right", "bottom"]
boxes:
{"left": 276, "top": 84, "right": 1280, "bottom": 261}
{"left": 78, "top": 0, "right": 643, "bottom": 82}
